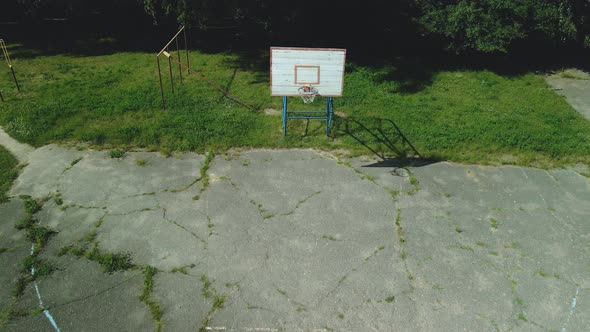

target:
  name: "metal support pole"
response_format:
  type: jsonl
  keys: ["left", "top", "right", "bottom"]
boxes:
{"left": 176, "top": 38, "right": 183, "bottom": 84}
{"left": 167, "top": 47, "right": 174, "bottom": 93}
{"left": 10, "top": 66, "right": 20, "bottom": 92}
{"left": 326, "top": 97, "right": 332, "bottom": 135}
{"left": 184, "top": 28, "right": 190, "bottom": 74}
{"left": 282, "top": 96, "right": 288, "bottom": 136}
{"left": 156, "top": 56, "right": 165, "bottom": 109}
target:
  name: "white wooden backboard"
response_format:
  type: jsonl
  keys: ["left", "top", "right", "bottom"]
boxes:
{"left": 270, "top": 47, "right": 346, "bottom": 97}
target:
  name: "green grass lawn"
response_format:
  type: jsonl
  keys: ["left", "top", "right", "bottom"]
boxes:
{"left": 0, "top": 146, "right": 19, "bottom": 203}
{"left": 1, "top": 44, "right": 589, "bottom": 167}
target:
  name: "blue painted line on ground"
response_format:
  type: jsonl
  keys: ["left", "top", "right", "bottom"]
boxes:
{"left": 561, "top": 287, "right": 580, "bottom": 332}
{"left": 29, "top": 243, "right": 61, "bottom": 332}
{"left": 43, "top": 310, "right": 61, "bottom": 332}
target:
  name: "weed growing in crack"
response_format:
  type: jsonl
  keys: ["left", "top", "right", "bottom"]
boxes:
{"left": 170, "top": 263, "right": 196, "bottom": 275}
{"left": 30, "top": 307, "right": 45, "bottom": 316}
{"left": 536, "top": 270, "right": 560, "bottom": 278}
{"left": 200, "top": 274, "right": 214, "bottom": 298}
{"left": 0, "top": 304, "right": 27, "bottom": 326}
{"left": 63, "top": 157, "right": 83, "bottom": 173}
{"left": 207, "top": 218, "right": 216, "bottom": 237}
{"left": 198, "top": 274, "right": 229, "bottom": 332}
{"left": 7, "top": 194, "right": 58, "bottom": 321}
{"left": 322, "top": 235, "right": 337, "bottom": 241}
{"left": 394, "top": 208, "right": 415, "bottom": 289}
{"left": 404, "top": 168, "right": 420, "bottom": 195}
{"left": 139, "top": 266, "right": 163, "bottom": 332}
{"left": 85, "top": 245, "right": 133, "bottom": 273}
{"left": 14, "top": 215, "right": 35, "bottom": 230}
{"left": 510, "top": 278, "right": 529, "bottom": 322}
{"left": 476, "top": 242, "right": 486, "bottom": 247}
{"left": 70, "top": 157, "right": 82, "bottom": 166}
{"left": 200, "top": 152, "right": 214, "bottom": 190}
{"left": 213, "top": 295, "right": 227, "bottom": 311}
{"left": 13, "top": 275, "right": 30, "bottom": 297}
{"left": 459, "top": 245, "right": 474, "bottom": 252}
{"left": 85, "top": 229, "right": 98, "bottom": 242}
{"left": 136, "top": 158, "right": 147, "bottom": 166}
{"left": 388, "top": 189, "right": 400, "bottom": 202}
{"left": 395, "top": 209, "right": 405, "bottom": 245}
{"left": 26, "top": 226, "right": 56, "bottom": 251}
{"left": 192, "top": 152, "right": 215, "bottom": 200}
{"left": 21, "top": 256, "right": 55, "bottom": 277}
{"left": 490, "top": 218, "right": 499, "bottom": 230}
{"left": 455, "top": 227, "right": 464, "bottom": 233}
{"left": 109, "top": 149, "right": 126, "bottom": 158}
{"left": 22, "top": 196, "right": 42, "bottom": 215}
{"left": 385, "top": 296, "right": 395, "bottom": 303}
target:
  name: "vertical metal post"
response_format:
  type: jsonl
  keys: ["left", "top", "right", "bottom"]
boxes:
{"left": 326, "top": 97, "right": 332, "bottom": 135}
{"left": 10, "top": 66, "right": 20, "bottom": 92}
{"left": 156, "top": 56, "right": 165, "bottom": 109}
{"left": 176, "top": 38, "right": 183, "bottom": 83}
{"left": 325, "top": 97, "right": 329, "bottom": 135}
{"left": 184, "top": 27, "right": 190, "bottom": 74}
{"left": 282, "top": 96, "right": 288, "bottom": 136}
{"left": 167, "top": 47, "right": 174, "bottom": 93}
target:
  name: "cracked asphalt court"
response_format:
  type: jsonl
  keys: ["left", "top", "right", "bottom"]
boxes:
{"left": 1, "top": 145, "right": 589, "bottom": 331}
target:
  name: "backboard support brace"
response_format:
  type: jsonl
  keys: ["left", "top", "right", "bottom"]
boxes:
{"left": 282, "top": 96, "right": 333, "bottom": 136}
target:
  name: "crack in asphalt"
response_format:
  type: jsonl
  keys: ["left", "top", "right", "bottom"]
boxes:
{"left": 315, "top": 245, "right": 387, "bottom": 308}
{"left": 160, "top": 206, "right": 207, "bottom": 245}
{"left": 47, "top": 273, "right": 142, "bottom": 310}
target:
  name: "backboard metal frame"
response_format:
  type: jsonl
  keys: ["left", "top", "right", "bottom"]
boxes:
{"left": 270, "top": 47, "right": 346, "bottom": 97}
{"left": 270, "top": 46, "right": 346, "bottom": 136}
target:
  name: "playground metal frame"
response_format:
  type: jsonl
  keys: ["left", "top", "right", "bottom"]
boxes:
{"left": 0, "top": 39, "right": 21, "bottom": 102}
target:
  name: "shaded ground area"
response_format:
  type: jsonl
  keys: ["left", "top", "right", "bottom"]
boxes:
{"left": 1, "top": 146, "right": 589, "bottom": 331}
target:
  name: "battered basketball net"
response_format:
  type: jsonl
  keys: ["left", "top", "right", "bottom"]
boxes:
{"left": 298, "top": 85, "right": 319, "bottom": 104}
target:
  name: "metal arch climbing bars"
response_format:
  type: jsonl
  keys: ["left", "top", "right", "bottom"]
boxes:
{"left": 155, "top": 26, "right": 254, "bottom": 111}
{"left": 0, "top": 38, "right": 21, "bottom": 102}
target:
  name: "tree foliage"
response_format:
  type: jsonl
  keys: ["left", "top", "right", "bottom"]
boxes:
{"left": 4, "top": 0, "right": 590, "bottom": 54}
{"left": 416, "top": 0, "right": 589, "bottom": 53}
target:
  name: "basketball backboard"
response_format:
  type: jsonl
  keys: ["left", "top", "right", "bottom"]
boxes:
{"left": 270, "top": 47, "right": 346, "bottom": 97}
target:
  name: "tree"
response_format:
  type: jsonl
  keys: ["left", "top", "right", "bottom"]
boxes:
{"left": 415, "top": 0, "right": 588, "bottom": 53}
